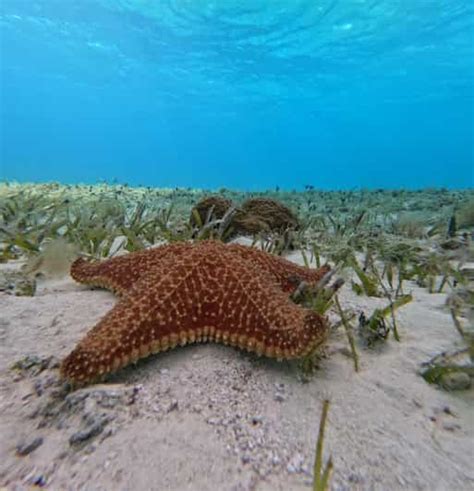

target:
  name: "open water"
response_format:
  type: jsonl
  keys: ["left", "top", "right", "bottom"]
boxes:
{"left": 0, "top": 1, "right": 473, "bottom": 190}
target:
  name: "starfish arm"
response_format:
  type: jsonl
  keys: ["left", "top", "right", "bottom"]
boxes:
{"left": 61, "top": 242, "right": 328, "bottom": 384}
{"left": 70, "top": 242, "right": 190, "bottom": 295}
{"left": 227, "top": 243, "right": 330, "bottom": 293}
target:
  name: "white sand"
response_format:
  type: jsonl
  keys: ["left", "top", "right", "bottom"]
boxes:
{"left": 0, "top": 249, "right": 473, "bottom": 491}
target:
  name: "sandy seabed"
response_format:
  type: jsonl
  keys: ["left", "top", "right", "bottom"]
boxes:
{"left": 0, "top": 244, "right": 473, "bottom": 491}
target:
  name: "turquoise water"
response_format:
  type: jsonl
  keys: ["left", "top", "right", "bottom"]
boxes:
{"left": 0, "top": 1, "right": 473, "bottom": 190}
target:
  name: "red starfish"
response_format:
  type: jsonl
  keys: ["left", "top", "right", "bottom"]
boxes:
{"left": 61, "top": 241, "right": 330, "bottom": 384}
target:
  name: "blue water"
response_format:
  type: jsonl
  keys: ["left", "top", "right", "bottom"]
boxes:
{"left": 0, "top": 1, "right": 473, "bottom": 190}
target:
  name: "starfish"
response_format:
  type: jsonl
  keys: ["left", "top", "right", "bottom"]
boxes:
{"left": 61, "top": 241, "right": 330, "bottom": 384}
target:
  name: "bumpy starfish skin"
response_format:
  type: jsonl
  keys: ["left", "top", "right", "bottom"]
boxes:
{"left": 62, "top": 241, "right": 329, "bottom": 384}
{"left": 70, "top": 242, "right": 190, "bottom": 296}
{"left": 71, "top": 242, "right": 330, "bottom": 296}
{"left": 226, "top": 244, "right": 330, "bottom": 293}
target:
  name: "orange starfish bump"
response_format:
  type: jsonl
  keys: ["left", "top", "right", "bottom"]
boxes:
{"left": 61, "top": 241, "right": 330, "bottom": 384}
